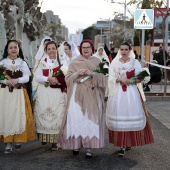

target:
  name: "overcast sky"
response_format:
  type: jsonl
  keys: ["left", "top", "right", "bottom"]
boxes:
{"left": 39, "top": 0, "right": 136, "bottom": 34}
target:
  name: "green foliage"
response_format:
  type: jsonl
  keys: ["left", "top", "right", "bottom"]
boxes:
{"left": 110, "top": 25, "right": 129, "bottom": 47}
{"left": 93, "top": 59, "right": 108, "bottom": 75}
{"left": 0, "top": 65, "right": 5, "bottom": 74}
{"left": 136, "top": 70, "right": 150, "bottom": 80}
{"left": 47, "top": 21, "right": 61, "bottom": 41}
{"left": 127, "top": 0, "right": 165, "bottom": 9}
{"left": 82, "top": 26, "right": 100, "bottom": 41}
{"left": 141, "top": 0, "right": 151, "bottom": 9}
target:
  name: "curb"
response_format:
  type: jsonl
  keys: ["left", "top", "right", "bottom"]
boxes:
{"left": 146, "top": 96, "right": 170, "bottom": 101}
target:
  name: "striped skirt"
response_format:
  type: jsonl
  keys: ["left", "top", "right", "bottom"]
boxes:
{"left": 108, "top": 98, "right": 154, "bottom": 147}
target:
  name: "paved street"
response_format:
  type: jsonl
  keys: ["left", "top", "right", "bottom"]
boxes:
{"left": 0, "top": 97, "right": 170, "bottom": 170}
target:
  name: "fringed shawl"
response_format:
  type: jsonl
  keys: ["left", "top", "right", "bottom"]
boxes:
{"left": 65, "top": 55, "right": 107, "bottom": 124}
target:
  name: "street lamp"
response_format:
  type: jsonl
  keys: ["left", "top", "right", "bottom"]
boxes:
{"left": 111, "top": 0, "right": 127, "bottom": 41}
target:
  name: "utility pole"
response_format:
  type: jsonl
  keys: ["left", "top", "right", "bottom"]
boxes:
{"left": 111, "top": 0, "right": 127, "bottom": 41}
{"left": 165, "top": 0, "right": 169, "bottom": 52}
{"left": 123, "top": 0, "right": 126, "bottom": 41}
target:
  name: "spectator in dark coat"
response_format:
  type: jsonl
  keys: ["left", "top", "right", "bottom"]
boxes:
{"left": 153, "top": 46, "right": 168, "bottom": 65}
{"left": 108, "top": 47, "right": 117, "bottom": 62}
{"left": 143, "top": 60, "right": 162, "bottom": 91}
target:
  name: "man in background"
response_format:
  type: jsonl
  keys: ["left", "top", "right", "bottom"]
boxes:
{"left": 153, "top": 46, "right": 168, "bottom": 65}
{"left": 108, "top": 47, "right": 117, "bottom": 62}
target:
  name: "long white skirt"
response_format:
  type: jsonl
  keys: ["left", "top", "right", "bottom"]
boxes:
{"left": 0, "top": 87, "right": 26, "bottom": 137}
{"left": 106, "top": 85, "right": 146, "bottom": 131}
{"left": 66, "top": 84, "right": 99, "bottom": 140}
{"left": 34, "top": 84, "right": 67, "bottom": 134}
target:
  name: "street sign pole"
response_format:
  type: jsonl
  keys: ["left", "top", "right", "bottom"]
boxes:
{"left": 141, "top": 29, "right": 145, "bottom": 67}
{"left": 134, "top": 9, "right": 154, "bottom": 67}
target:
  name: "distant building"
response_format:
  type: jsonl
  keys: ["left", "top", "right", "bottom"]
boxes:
{"left": 112, "top": 19, "right": 134, "bottom": 44}
{"left": 44, "top": 10, "right": 60, "bottom": 25}
{"left": 61, "top": 25, "right": 69, "bottom": 41}
{"left": 94, "top": 19, "right": 134, "bottom": 49}
{"left": 44, "top": 10, "right": 68, "bottom": 42}
{"left": 153, "top": 8, "right": 170, "bottom": 45}
{"left": 76, "top": 29, "right": 84, "bottom": 34}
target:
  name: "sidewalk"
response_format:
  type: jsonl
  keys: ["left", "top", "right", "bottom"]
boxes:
{"left": 146, "top": 100, "right": 170, "bottom": 130}
{"left": 145, "top": 83, "right": 170, "bottom": 130}
{"left": 144, "top": 83, "right": 170, "bottom": 100}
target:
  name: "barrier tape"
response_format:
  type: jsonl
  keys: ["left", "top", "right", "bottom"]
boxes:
{"left": 142, "top": 60, "right": 170, "bottom": 70}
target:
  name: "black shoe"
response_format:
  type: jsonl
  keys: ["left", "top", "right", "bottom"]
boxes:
{"left": 15, "top": 144, "right": 21, "bottom": 150}
{"left": 125, "top": 147, "right": 131, "bottom": 151}
{"left": 86, "top": 150, "right": 93, "bottom": 158}
{"left": 41, "top": 142, "right": 47, "bottom": 145}
{"left": 118, "top": 148, "right": 125, "bottom": 156}
{"left": 143, "top": 86, "right": 150, "bottom": 92}
{"left": 73, "top": 149, "right": 79, "bottom": 155}
{"left": 51, "top": 143, "right": 58, "bottom": 151}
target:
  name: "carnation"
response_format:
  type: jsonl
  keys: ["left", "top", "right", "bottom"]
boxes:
{"left": 103, "top": 63, "right": 109, "bottom": 69}
{"left": 142, "top": 67, "right": 151, "bottom": 84}
{"left": 60, "top": 65, "right": 68, "bottom": 76}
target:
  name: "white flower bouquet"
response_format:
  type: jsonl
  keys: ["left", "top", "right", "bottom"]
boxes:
{"left": 141, "top": 67, "right": 151, "bottom": 84}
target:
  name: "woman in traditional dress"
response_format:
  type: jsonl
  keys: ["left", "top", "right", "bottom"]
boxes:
{"left": 32, "top": 37, "right": 52, "bottom": 98}
{"left": 34, "top": 36, "right": 52, "bottom": 62}
{"left": 106, "top": 42, "right": 154, "bottom": 156}
{"left": 61, "top": 39, "right": 107, "bottom": 158}
{"left": 94, "top": 46, "right": 110, "bottom": 64}
{"left": 34, "top": 41, "right": 67, "bottom": 150}
{"left": 58, "top": 41, "right": 80, "bottom": 66}
{"left": 0, "top": 40, "right": 36, "bottom": 153}
{"left": 94, "top": 46, "right": 110, "bottom": 100}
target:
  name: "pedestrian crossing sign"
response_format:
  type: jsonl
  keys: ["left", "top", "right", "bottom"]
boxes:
{"left": 134, "top": 9, "right": 154, "bottom": 29}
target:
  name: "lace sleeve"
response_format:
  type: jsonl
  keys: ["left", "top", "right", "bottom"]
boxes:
{"left": 108, "top": 60, "right": 120, "bottom": 97}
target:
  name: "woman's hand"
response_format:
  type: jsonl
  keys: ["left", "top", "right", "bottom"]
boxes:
{"left": 77, "top": 69, "right": 89, "bottom": 75}
{"left": 126, "top": 79, "right": 133, "bottom": 85}
{"left": 135, "top": 79, "right": 141, "bottom": 83}
{"left": 7, "top": 79, "right": 18, "bottom": 87}
{"left": 48, "top": 77, "right": 59, "bottom": 85}
{"left": 126, "top": 78, "right": 141, "bottom": 85}
{"left": 84, "top": 69, "right": 92, "bottom": 76}
{"left": 118, "top": 77, "right": 130, "bottom": 85}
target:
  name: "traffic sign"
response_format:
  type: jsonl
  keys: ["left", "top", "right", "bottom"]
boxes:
{"left": 134, "top": 9, "right": 154, "bottom": 29}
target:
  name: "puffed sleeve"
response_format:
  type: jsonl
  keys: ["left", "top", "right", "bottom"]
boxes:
{"left": 36, "top": 66, "right": 48, "bottom": 83}
{"left": 134, "top": 59, "right": 142, "bottom": 76}
{"left": 18, "top": 61, "right": 31, "bottom": 83}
